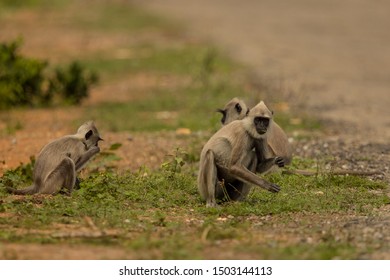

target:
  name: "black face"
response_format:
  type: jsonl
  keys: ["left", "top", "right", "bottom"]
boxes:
{"left": 254, "top": 116, "right": 270, "bottom": 134}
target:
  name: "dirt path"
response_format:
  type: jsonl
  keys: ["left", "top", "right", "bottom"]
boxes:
{"left": 137, "top": 0, "right": 390, "bottom": 142}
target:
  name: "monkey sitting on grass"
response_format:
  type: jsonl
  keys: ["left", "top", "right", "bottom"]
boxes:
{"left": 7, "top": 121, "right": 102, "bottom": 195}
{"left": 198, "top": 101, "right": 283, "bottom": 207}
{"left": 217, "top": 97, "right": 292, "bottom": 169}
{"left": 217, "top": 98, "right": 382, "bottom": 177}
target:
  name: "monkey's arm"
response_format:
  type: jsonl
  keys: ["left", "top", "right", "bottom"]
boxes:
{"left": 74, "top": 146, "right": 100, "bottom": 172}
{"left": 254, "top": 139, "right": 285, "bottom": 173}
{"left": 229, "top": 142, "right": 280, "bottom": 193}
{"left": 230, "top": 164, "right": 280, "bottom": 192}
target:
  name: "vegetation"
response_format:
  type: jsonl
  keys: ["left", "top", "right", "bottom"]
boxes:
{"left": 0, "top": 0, "right": 388, "bottom": 260}
{"left": 0, "top": 154, "right": 388, "bottom": 259}
{"left": 0, "top": 40, "right": 98, "bottom": 109}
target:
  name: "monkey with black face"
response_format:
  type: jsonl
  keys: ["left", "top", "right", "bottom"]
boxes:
{"left": 218, "top": 98, "right": 382, "bottom": 177}
{"left": 198, "top": 101, "right": 282, "bottom": 207}
{"left": 218, "top": 97, "right": 292, "bottom": 169}
{"left": 7, "top": 121, "right": 102, "bottom": 195}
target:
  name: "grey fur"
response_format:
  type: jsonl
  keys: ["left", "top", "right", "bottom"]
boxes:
{"left": 219, "top": 98, "right": 292, "bottom": 168}
{"left": 198, "top": 101, "right": 281, "bottom": 207}
{"left": 7, "top": 121, "right": 102, "bottom": 195}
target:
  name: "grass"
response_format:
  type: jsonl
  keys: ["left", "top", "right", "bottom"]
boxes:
{"left": 0, "top": 0, "right": 389, "bottom": 260}
{"left": 0, "top": 155, "right": 388, "bottom": 259}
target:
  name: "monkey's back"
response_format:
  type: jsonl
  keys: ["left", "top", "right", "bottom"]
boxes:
{"left": 201, "top": 120, "right": 251, "bottom": 167}
{"left": 33, "top": 136, "right": 85, "bottom": 181}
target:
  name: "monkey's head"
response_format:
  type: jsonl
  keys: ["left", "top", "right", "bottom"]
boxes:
{"left": 245, "top": 101, "right": 273, "bottom": 139}
{"left": 77, "top": 121, "right": 103, "bottom": 149}
{"left": 217, "top": 97, "right": 249, "bottom": 125}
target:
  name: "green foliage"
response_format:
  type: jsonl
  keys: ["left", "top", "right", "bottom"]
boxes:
{"left": 0, "top": 156, "right": 34, "bottom": 192}
{"left": 161, "top": 148, "right": 187, "bottom": 175}
{"left": 0, "top": 40, "right": 47, "bottom": 108}
{"left": 0, "top": 40, "right": 98, "bottom": 108}
{"left": 49, "top": 62, "right": 98, "bottom": 105}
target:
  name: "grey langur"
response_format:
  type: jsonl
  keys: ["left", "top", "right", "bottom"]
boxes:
{"left": 217, "top": 97, "right": 292, "bottom": 167}
{"left": 7, "top": 121, "right": 102, "bottom": 195}
{"left": 198, "top": 101, "right": 283, "bottom": 207}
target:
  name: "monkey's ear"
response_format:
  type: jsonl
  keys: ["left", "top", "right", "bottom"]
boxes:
{"left": 216, "top": 108, "right": 225, "bottom": 115}
{"left": 235, "top": 103, "right": 242, "bottom": 113}
{"left": 85, "top": 130, "right": 93, "bottom": 140}
{"left": 216, "top": 109, "right": 226, "bottom": 124}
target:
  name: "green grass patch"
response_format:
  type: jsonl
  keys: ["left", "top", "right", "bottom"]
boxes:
{"left": 0, "top": 157, "right": 388, "bottom": 259}
{"left": 84, "top": 45, "right": 235, "bottom": 79}
{"left": 84, "top": 45, "right": 245, "bottom": 132}
{"left": 69, "top": 1, "right": 174, "bottom": 32}
{"left": 87, "top": 83, "right": 244, "bottom": 132}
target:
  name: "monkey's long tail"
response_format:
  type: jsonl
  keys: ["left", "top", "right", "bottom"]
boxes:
{"left": 6, "top": 184, "right": 38, "bottom": 195}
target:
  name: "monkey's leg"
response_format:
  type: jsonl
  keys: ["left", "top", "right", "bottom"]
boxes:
{"left": 40, "top": 158, "right": 76, "bottom": 195}
{"left": 235, "top": 151, "right": 257, "bottom": 200}
{"left": 216, "top": 152, "right": 257, "bottom": 201}
{"left": 201, "top": 150, "right": 218, "bottom": 207}
{"left": 75, "top": 146, "right": 100, "bottom": 172}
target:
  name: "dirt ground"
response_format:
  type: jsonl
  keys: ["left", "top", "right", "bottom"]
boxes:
{"left": 138, "top": 0, "right": 390, "bottom": 142}
{"left": 133, "top": 1, "right": 390, "bottom": 259}
{"left": 0, "top": 0, "right": 389, "bottom": 259}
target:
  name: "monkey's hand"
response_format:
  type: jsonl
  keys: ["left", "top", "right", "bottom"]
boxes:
{"left": 75, "top": 145, "right": 101, "bottom": 171}
{"left": 90, "top": 145, "right": 100, "bottom": 153}
{"left": 274, "top": 157, "right": 285, "bottom": 168}
{"left": 266, "top": 182, "right": 281, "bottom": 193}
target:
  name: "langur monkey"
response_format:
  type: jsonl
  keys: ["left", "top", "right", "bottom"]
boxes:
{"left": 216, "top": 97, "right": 249, "bottom": 125}
{"left": 218, "top": 98, "right": 292, "bottom": 167}
{"left": 218, "top": 98, "right": 383, "bottom": 177}
{"left": 7, "top": 121, "right": 102, "bottom": 195}
{"left": 198, "top": 101, "right": 284, "bottom": 207}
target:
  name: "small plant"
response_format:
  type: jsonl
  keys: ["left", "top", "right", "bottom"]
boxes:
{"left": 49, "top": 61, "right": 99, "bottom": 105}
{"left": 0, "top": 39, "right": 98, "bottom": 108}
{"left": 161, "top": 148, "right": 187, "bottom": 176}
{"left": 0, "top": 40, "right": 47, "bottom": 108}
{"left": 0, "top": 156, "right": 34, "bottom": 191}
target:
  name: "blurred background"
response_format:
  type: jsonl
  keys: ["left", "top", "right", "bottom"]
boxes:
{"left": 139, "top": 0, "right": 390, "bottom": 141}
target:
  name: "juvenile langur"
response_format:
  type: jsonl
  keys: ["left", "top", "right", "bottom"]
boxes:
{"left": 198, "top": 101, "right": 284, "bottom": 207}
{"left": 218, "top": 98, "right": 292, "bottom": 167}
{"left": 7, "top": 121, "right": 102, "bottom": 195}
